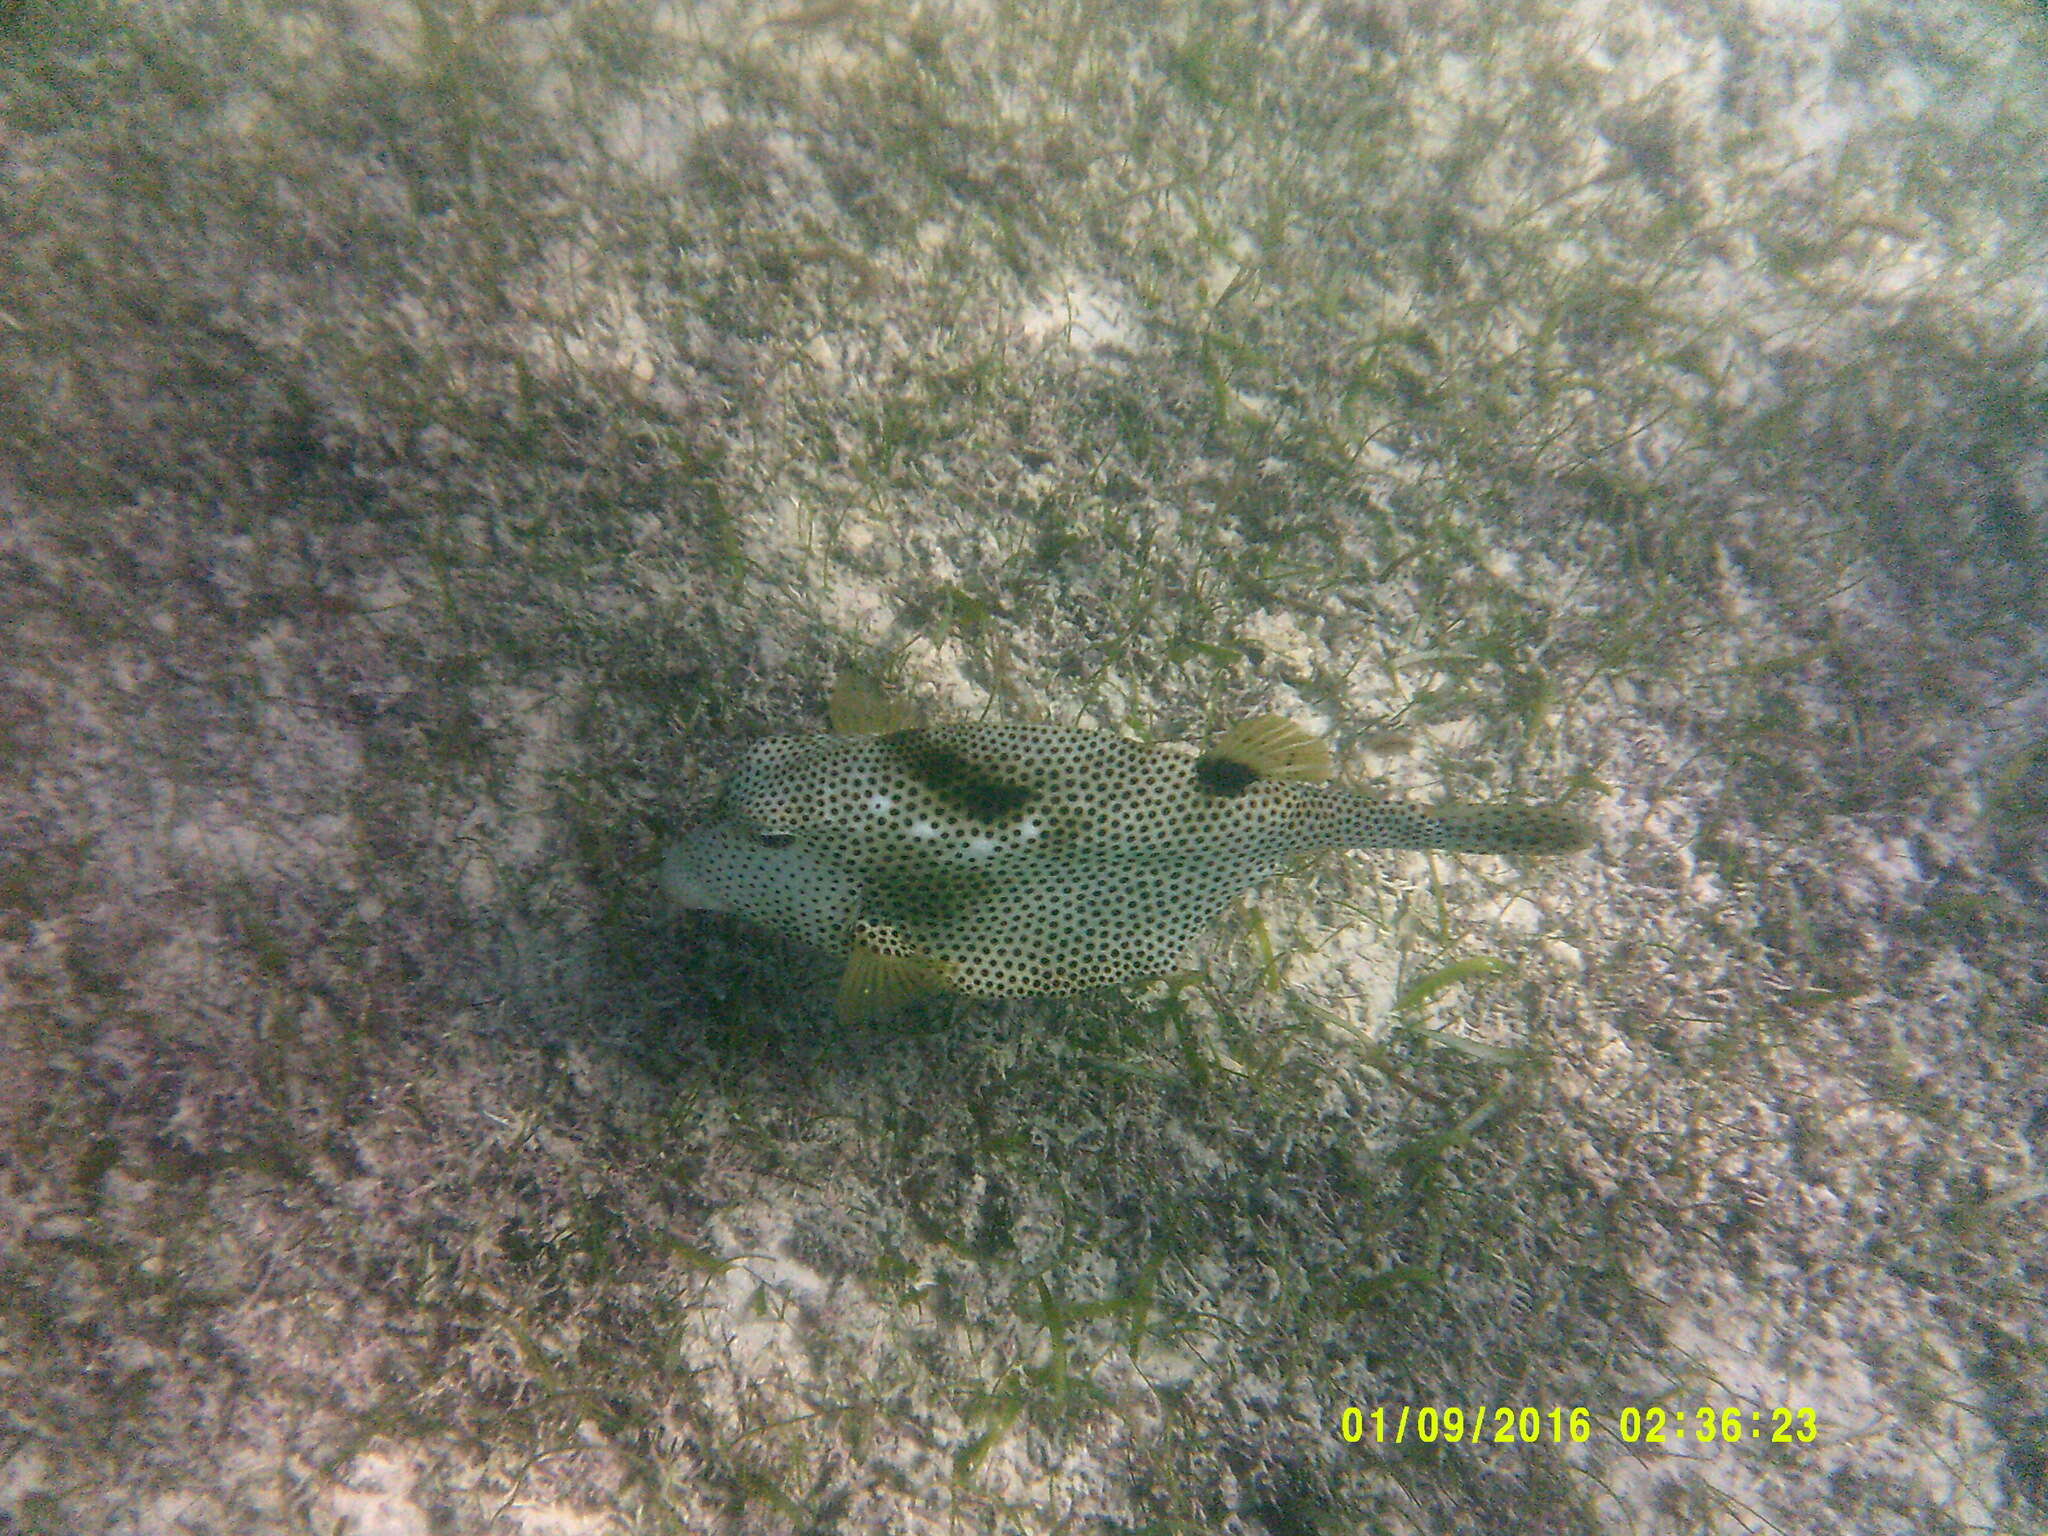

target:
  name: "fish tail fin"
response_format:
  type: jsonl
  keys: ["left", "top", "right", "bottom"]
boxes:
{"left": 1330, "top": 798, "right": 1593, "bottom": 855}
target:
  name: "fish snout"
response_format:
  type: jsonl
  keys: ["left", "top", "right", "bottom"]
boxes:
{"left": 661, "top": 827, "right": 738, "bottom": 912}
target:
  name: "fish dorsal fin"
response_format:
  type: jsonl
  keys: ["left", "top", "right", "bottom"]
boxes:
{"left": 1203, "top": 715, "right": 1332, "bottom": 784}
{"left": 828, "top": 671, "right": 923, "bottom": 735}
{"left": 838, "top": 924, "right": 953, "bottom": 1024}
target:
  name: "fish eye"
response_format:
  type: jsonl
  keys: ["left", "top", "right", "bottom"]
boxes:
{"left": 753, "top": 830, "right": 797, "bottom": 849}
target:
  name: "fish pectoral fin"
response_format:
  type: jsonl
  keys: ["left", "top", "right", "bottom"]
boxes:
{"left": 1203, "top": 715, "right": 1333, "bottom": 785}
{"left": 837, "top": 923, "right": 953, "bottom": 1024}
{"left": 828, "top": 671, "right": 923, "bottom": 735}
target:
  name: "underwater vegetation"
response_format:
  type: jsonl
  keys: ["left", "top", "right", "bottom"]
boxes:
{"left": 0, "top": 0, "right": 2043, "bottom": 1531}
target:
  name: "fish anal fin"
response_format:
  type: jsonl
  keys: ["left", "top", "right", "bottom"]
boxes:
{"left": 838, "top": 923, "right": 953, "bottom": 1023}
{"left": 829, "top": 671, "right": 923, "bottom": 735}
{"left": 1201, "top": 715, "right": 1332, "bottom": 787}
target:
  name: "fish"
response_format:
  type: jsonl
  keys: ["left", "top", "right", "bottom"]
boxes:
{"left": 664, "top": 678, "right": 1592, "bottom": 1023}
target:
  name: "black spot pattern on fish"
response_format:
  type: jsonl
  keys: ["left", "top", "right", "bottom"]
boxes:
{"left": 1192, "top": 752, "right": 1259, "bottom": 797}
{"left": 880, "top": 731, "right": 1036, "bottom": 823}
{"left": 664, "top": 718, "right": 1591, "bottom": 1006}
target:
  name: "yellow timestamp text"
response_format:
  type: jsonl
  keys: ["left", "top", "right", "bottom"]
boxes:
{"left": 1337, "top": 1405, "right": 1821, "bottom": 1447}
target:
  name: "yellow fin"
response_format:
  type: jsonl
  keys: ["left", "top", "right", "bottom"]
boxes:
{"left": 1208, "top": 715, "right": 1332, "bottom": 782}
{"left": 838, "top": 926, "right": 952, "bottom": 1024}
{"left": 828, "top": 671, "right": 922, "bottom": 735}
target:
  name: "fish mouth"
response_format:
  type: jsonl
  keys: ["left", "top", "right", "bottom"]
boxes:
{"left": 661, "top": 838, "right": 731, "bottom": 912}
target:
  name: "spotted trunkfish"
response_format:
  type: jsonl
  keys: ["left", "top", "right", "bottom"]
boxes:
{"left": 665, "top": 678, "right": 1591, "bottom": 1021}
